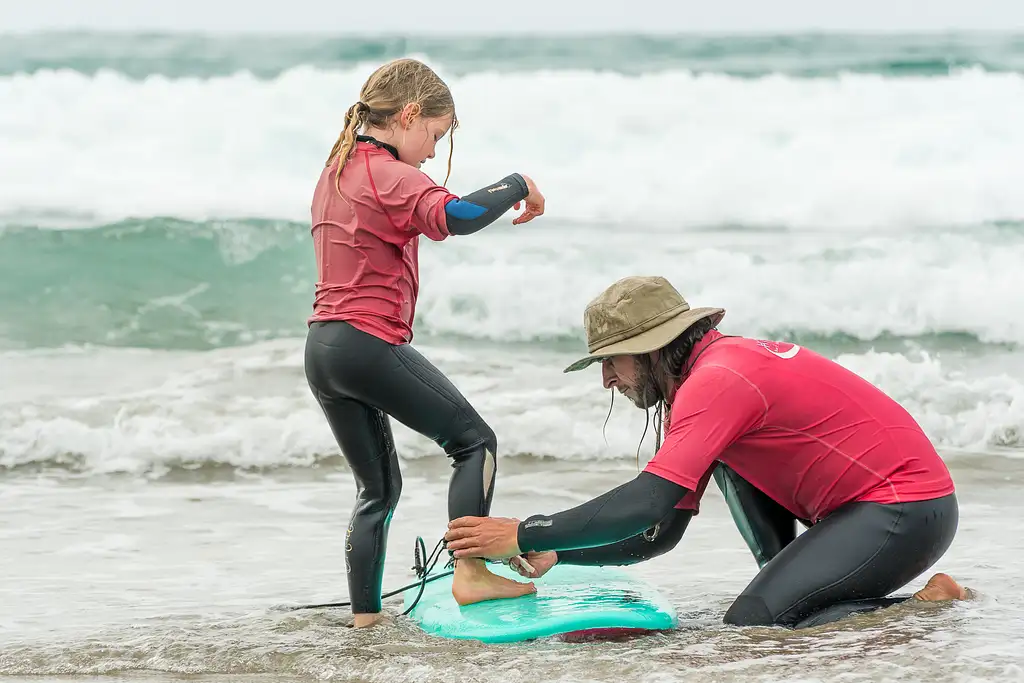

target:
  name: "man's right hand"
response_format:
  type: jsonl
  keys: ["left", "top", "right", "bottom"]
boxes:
{"left": 509, "top": 551, "right": 558, "bottom": 579}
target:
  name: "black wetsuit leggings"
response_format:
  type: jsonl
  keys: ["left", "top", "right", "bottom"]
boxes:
{"left": 715, "top": 466, "right": 959, "bottom": 628}
{"left": 304, "top": 320, "right": 498, "bottom": 614}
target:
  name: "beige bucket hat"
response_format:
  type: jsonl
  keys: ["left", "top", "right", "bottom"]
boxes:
{"left": 563, "top": 276, "right": 726, "bottom": 373}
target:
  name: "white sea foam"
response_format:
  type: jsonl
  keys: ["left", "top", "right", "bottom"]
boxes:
{"left": 1, "top": 340, "right": 1020, "bottom": 476}
{"left": 416, "top": 226, "right": 1024, "bottom": 345}
{"left": 1, "top": 66, "right": 1022, "bottom": 228}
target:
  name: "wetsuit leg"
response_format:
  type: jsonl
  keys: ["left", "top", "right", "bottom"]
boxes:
{"left": 309, "top": 390, "right": 401, "bottom": 615}
{"left": 722, "top": 493, "right": 959, "bottom": 628}
{"left": 713, "top": 463, "right": 802, "bottom": 568}
{"left": 306, "top": 320, "right": 497, "bottom": 542}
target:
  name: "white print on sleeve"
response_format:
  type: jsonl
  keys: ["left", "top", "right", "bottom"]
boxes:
{"left": 756, "top": 340, "right": 801, "bottom": 360}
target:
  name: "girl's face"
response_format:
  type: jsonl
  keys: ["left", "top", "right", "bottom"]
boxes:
{"left": 395, "top": 105, "right": 453, "bottom": 170}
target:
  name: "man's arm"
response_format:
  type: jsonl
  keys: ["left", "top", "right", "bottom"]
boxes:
{"left": 516, "top": 472, "right": 690, "bottom": 553}
{"left": 446, "top": 366, "right": 766, "bottom": 562}
{"left": 554, "top": 508, "right": 693, "bottom": 566}
{"left": 515, "top": 365, "right": 766, "bottom": 555}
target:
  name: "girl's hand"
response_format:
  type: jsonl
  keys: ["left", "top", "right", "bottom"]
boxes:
{"left": 513, "top": 175, "right": 545, "bottom": 225}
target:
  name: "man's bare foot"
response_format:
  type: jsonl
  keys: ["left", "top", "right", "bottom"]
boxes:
{"left": 451, "top": 557, "right": 536, "bottom": 606}
{"left": 913, "top": 573, "right": 970, "bottom": 602}
{"left": 352, "top": 612, "right": 390, "bottom": 628}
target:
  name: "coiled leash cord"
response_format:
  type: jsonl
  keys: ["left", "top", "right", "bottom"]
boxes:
{"left": 283, "top": 535, "right": 453, "bottom": 616}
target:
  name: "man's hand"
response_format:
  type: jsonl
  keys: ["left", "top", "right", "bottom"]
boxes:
{"left": 445, "top": 516, "right": 522, "bottom": 560}
{"left": 510, "top": 551, "right": 557, "bottom": 579}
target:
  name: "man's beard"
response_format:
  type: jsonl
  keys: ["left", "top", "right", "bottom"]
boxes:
{"left": 624, "top": 357, "right": 662, "bottom": 409}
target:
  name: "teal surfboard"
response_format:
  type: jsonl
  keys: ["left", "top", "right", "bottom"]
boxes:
{"left": 401, "top": 562, "right": 677, "bottom": 643}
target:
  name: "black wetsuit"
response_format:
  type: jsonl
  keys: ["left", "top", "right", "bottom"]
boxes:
{"left": 305, "top": 137, "right": 530, "bottom": 614}
{"left": 518, "top": 464, "right": 959, "bottom": 628}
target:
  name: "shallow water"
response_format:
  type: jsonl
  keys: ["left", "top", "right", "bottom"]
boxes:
{"left": 2, "top": 453, "right": 1022, "bottom": 683}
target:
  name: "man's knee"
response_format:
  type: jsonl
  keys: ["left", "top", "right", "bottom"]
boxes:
{"left": 723, "top": 594, "right": 778, "bottom": 627}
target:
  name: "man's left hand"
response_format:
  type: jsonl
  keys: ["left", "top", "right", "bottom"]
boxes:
{"left": 444, "top": 516, "right": 522, "bottom": 560}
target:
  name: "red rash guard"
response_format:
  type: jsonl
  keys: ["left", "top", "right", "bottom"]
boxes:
{"left": 307, "top": 141, "right": 457, "bottom": 345}
{"left": 308, "top": 139, "right": 529, "bottom": 345}
{"left": 649, "top": 330, "right": 955, "bottom": 523}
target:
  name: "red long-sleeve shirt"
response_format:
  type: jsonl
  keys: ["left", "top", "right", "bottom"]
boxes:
{"left": 650, "top": 331, "right": 955, "bottom": 522}
{"left": 308, "top": 141, "right": 457, "bottom": 344}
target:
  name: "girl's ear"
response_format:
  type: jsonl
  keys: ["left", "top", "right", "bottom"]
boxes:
{"left": 399, "top": 102, "right": 422, "bottom": 129}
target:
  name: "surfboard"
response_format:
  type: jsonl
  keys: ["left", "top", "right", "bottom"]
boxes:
{"left": 401, "top": 562, "right": 677, "bottom": 643}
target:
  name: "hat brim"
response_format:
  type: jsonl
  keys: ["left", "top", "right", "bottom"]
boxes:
{"left": 562, "top": 307, "right": 726, "bottom": 373}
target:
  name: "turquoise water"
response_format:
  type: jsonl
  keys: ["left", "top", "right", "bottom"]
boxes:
{"left": 4, "top": 218, "right": 1021, "bottom": 354}
{"left": 4, "top": 32, "right": 1024, "bottom": 77}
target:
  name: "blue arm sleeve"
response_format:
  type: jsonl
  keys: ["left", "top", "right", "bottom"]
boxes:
{"left": 444, "top": 173, "right": 530, "bottom": 236}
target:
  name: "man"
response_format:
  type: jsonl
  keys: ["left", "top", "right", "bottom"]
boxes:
{"left": 444, "top": 276, "right": 970, "bottom": 628}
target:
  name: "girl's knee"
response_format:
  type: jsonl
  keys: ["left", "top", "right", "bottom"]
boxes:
{"left": 444, "top": 420, "right": 497, "bottom": 459}
{"left": 356, "top": 472, "right": 402, "bottom": 515}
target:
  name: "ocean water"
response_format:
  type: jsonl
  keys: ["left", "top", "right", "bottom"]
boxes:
{"left": 2, "top": 31, "right": 1024, "bottom": 683}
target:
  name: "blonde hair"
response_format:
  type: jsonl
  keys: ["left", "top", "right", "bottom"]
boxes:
{"left": 325, "top": 58, "right": 459, "bottom": 194}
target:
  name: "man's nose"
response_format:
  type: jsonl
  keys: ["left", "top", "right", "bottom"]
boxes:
{"left": 601, "top": 360, "right": 616, "bottom": 389}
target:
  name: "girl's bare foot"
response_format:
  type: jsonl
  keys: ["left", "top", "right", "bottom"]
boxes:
{"left": 352, "top": 612, "right": 390, "bottom": 628}
{"left": 451, "top": 557, "right": 536, "bottom": 606}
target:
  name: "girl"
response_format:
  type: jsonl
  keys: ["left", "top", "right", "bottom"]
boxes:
{"left": 304, "top": 57, "right": 544, "bottom": 628}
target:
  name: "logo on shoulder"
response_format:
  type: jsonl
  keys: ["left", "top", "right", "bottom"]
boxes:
{"left": 487, "top": 183, "right": 510, "bottom": 193}
{"left": 756, "top": 340, "right": 801, "bottom": 359}
{"left": 524, "top": 519, "right": 553, "bottom": 528}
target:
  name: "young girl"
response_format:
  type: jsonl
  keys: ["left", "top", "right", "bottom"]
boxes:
{"left": 304, "top": 57, "right": 545, "bottom": 628}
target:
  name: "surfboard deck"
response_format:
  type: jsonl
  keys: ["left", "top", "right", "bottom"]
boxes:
{"left": 401, "top": 562, "right": 677, "bottom": 643}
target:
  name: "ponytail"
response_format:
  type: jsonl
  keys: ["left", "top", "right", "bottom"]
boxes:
{"left": 325, "top": 102, "right": 368, "bottom": 195}
{"left": 324, "top": 59, "right": 459, "bottom": 194}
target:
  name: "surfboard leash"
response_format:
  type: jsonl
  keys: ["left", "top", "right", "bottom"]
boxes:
{"left": 281, "top": 534, "right": 453, "bottom": 615}
{"left": 398, "top": 535, "right": 453, "bottom": 615}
